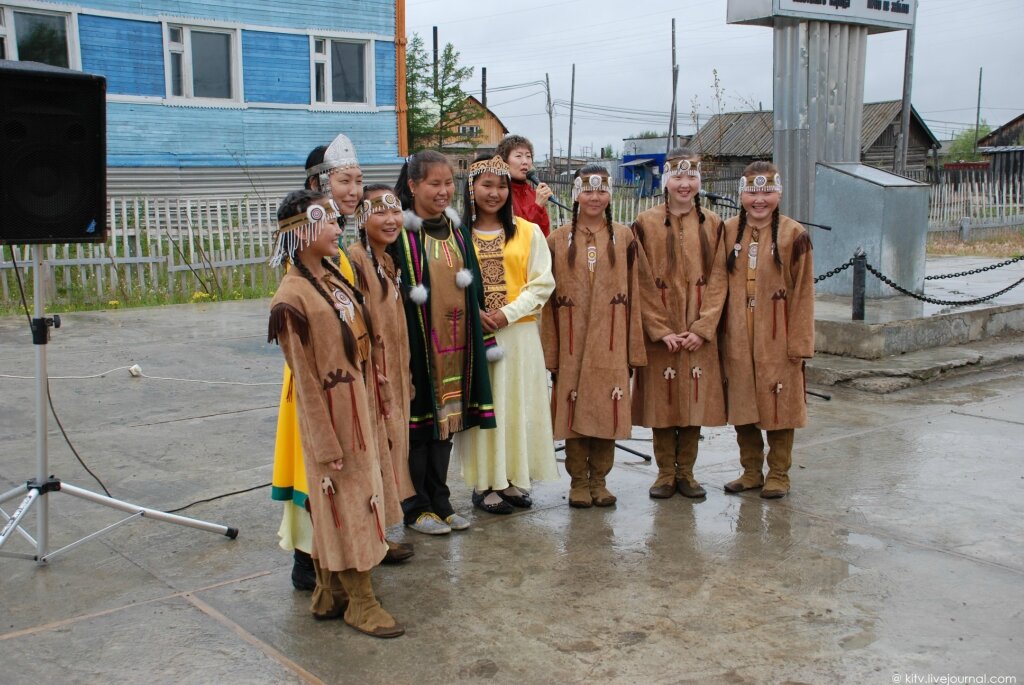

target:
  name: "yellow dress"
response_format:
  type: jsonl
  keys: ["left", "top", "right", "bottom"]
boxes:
{"left": 271, "top": 247, "right": 355, "bottom": 553}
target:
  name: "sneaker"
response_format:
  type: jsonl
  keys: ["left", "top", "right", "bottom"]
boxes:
{"left": 445, "top": 513, "right": 471, "bottom": 531}
{"left": 407, "top": 512, "right": 451, "bottom": 535}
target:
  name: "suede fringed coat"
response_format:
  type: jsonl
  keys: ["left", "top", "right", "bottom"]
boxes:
{"left": 268, "top": 269, "right": 387, "bottom": 573}
{"left": 541, "top": 221, "right": 674, "bottom": 440}
{"left": 348, "top": 244, "right": 416, "bottom": 526}
{"left": 631, "top": 204, "right": 729, "bottom": 429}
{"left": 391, "top": 212, "right": 498, "bottom": 443}
{"left": 720, "top": 215, "right": 814, "bottom": 430}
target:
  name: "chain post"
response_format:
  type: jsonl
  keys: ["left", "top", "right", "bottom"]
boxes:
{"left": 852, "top": 248, "right": 866, "bottom": 321}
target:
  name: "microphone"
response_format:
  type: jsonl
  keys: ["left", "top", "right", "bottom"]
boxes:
{"left": 698, "top": 188, "right": 737, "bottom": 208}
{"left": 526, "top": 170, "right": 571, "bottom": 211}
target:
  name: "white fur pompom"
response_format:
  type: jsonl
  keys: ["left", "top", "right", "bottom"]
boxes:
{"left": 486, "top": 345, "right": 505, "bottom": 362}
{"left": 455, "top": 268, "right": 473, "bottom": 289}
{"left": 403, "top": 209, "right": 423, "bottom": 231}
{"left": 444, "top": 206, "right": 462, "bottom": 225}
{"left": 410, "top": 284, "right": 428, "bottom": 304}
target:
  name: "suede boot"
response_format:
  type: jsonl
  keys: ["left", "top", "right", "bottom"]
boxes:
{"left": 564, "top": 438, "right": 593, "bottom": 508}
{"left": 588, "top": 439, "right": 617, "bottom": 507}
{"left": 761, "top": 429, "right": 794, "bottom": 499}
{"left": 724, "top": 424, "right": 765, "bottom": 493}
{"left": 649, "top": 428, "right": 678, "bottom": 499}
{"left": 674, "top": 426, "right": 706, "bottom": 498}
{"left": 309, "top": 558, "right": 348, "bottom": 620}
{"left": 382, "top": 539, "right": 415, "bottom": 564}
{"left": 338, "top": 569, "right": 405, "bottom": 638}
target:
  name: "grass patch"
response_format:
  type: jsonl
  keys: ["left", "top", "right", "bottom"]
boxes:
{"left": 927, "top": 229, "right": 1024, "bottom": 258}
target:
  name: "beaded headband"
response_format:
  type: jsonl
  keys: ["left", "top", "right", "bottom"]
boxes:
{"left": 739, "top": 173, "right": 782, "bottom": 194}
{"left": 661, "top": 158, "right": 701, "bottom": 190}
{"left": 467, "top": 155, "right": 511, "bottom": 224}
{"left": 355, "top": 192, "right": 402, "bottom": 230}
{"left": 269, "top": 198, "right": 341, "bottom": 267}
{"left": 306, "top": 133, "right": 360, "bottom": 195}
{"left": 572, "top": 174, "right": 613, "bottom": 202}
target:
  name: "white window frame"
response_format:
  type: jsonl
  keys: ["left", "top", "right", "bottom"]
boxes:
{"left": 0, "top": 4, "right": 80, "bottom": 69}
{"left": 459, "top": 125, "right": 482, "bottom": 137}
{"left": 309, "top": 35, "right": 374, "bottom": 109}
{"left": 163, "top": 21, "right": 242, "bottom": 104}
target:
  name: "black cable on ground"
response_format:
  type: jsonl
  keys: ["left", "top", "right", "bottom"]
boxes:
{"left": 166, "top": 482, "right": 270, "bottom": 513}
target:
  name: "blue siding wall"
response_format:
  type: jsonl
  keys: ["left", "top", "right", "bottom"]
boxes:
{"left": 76, "top": 1, "right": 394, "bottom": 35}
{"left": 79, "top": 15, "right": 164, "bottom": 96}
{"left": 243, "top": 31, "right": 309, "bottom": 105}
{"left": 375, "top": 41, "right": 396, "bottom": 107}
{"left": 106, "top": 103, "right": 402, "bottom": 167}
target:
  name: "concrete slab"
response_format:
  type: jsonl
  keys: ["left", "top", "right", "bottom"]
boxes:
{"left": 2, "top": 301, "right": 1023, "bottom": 683}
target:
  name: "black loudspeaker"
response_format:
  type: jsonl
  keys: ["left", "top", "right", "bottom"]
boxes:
{"left": 0, "top": 60, "right": 107, "bottom": 245}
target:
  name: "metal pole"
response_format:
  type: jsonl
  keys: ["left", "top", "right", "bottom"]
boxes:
{"left": 852, "top": 249, "right": 866, "bottom": 321}
{"left": 432, "top": 26, "right": 439, "bottom": 97}
{"left": 546, "top": 73, "right": 554, "bottom": 174}
{"left": 897, "top": 25, "right": 915, "bottom": 175}
{"left": 481, "top": 66, "right": 486, "bottom": 111}
{"left": 567, "top": 63, "right": 575, "bottom": 175}
{"left": 33, "top": 245, "right": 48, "bottom": 561}
{"left": 667, "top": 18, "right": 678, "bottom": 155}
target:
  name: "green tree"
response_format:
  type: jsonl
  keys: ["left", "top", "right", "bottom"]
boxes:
{"left": 946, "top": 122, "right": 992, "bottom": 162}
{"left": 405, "top": 34, "right": 435, "bottom": 152}
{"left": 404, "top": 34, "right": 483, "bottom": 151}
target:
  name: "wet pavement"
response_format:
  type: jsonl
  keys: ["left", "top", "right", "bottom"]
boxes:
{"left": 1, "top": 300, "right": 1022, "bottom": 684}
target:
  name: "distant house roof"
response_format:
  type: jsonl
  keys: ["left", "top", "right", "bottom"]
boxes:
{"left": 466, "top": 95, "right": 509, "bottom": 136}
{"left": 978, "top": 113, "right": 1024, "bottom": 147}
{"left": 689, "top": 101, "right": 939, "bottom": 157}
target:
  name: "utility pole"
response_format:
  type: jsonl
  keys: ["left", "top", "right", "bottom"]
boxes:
{"left": 896, "top": 24, "right": 915, "bottom": 175}
{"left": 432, "top": 26, "right": 439, "bottom": 96}
{"left": 481, "top": 67, "right": 487, "bottom": 110}
{"left": 667, "top": 18, "right": 679, "bottom": 155}
{"left": 546, "top": 73, "right": 554, "bottom": 174}
{"left": 567, "top": 63, "right": 575, "bottom": 175}
{"left": 973, "top": 66, "right": 983, "bottom": 155}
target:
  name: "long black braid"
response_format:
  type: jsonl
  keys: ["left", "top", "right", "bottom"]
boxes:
{"left": 568, "top": 200, "right": 579, "bottom": 268}
{"left": 726, "top": 207, "right": 747, "bottom": 274}
{"left": 605, "top": 203, "right": 617, "bottom": 267}
{"left": 291, "top": 258, "right": 359, "bottom": 365}
{"left": 770, "top": 207, "right": 782, "bottom": 268}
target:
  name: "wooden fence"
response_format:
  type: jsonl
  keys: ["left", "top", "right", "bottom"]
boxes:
{"left": 926, "top": 171, "right": 1024, "bottom": 230}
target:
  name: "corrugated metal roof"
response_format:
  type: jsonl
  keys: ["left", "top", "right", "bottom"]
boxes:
{"left": 980, "top": 146, "right": 1024, "bottom": 153}
{"left": 106, "top": 164, "right": 404, "bottom": 199}
{"left": 690, "top": 100, "right": 939, "bottom": 157}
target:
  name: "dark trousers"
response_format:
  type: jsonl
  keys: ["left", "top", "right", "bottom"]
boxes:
{"left": 402, "top": 438, "right": 454, "bottom": 524}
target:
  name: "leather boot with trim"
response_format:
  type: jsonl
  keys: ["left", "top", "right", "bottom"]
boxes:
{"left": 338, "top": 569, "right": 405, "bottom": 638}
{"left": 724, "top": 424, "right": 766, "bottom": 493}
{"left": 674, "top": 425, "right": 706, "bottom": 498}
{"left": 761, "top": 429, "right": 794, "bottom": 499}
{"left": 309, "top": 557, "right": 348, "bottom": 620}
{"left": 381, "top": 538, "right": 415, "bottom": 564}
{"left": 649, "top": 428, "right": 678, "bottom": 499}
{"left": 564, "top": 438, "right": 593, "bottom": 508}
{"left": 588, "top": 439, "right": 617, "bottom": 507}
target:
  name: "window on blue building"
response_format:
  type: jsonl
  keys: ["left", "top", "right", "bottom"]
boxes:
{"left": 0, "top": 7, "right": 70, "bottom": 68}
{"left": 312, "top": 37, "right": 367, "bottom": 105}
{"left": 166, "top": 24, "right": 237, "bottom": 100}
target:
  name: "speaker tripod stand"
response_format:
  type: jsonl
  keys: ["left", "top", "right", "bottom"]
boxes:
{"left": 0, "top": 246, "right": 237, "bottom": 564}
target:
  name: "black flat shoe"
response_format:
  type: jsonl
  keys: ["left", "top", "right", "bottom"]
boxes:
{"left": 497, "top": 489, "right": 533, "bottom": 509}
{"left": 472, "top": 490, "right": 514, "bottom": 515}
{"left": 291, "top": 549, "right": 316, "bottom": 592}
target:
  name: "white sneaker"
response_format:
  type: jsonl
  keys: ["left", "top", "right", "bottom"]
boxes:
{"left": 407, "top": 512, "right": 451, "bottom": 535}
{"left": 445, "top": 513, "right": 471, "bottom": 531}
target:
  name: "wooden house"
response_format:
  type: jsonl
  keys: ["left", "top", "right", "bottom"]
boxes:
{"left": 441, "top": 95, "right": 509, "bottom": 171}
{"left": 0, "top": 0, "right": 406, "bottom": 195}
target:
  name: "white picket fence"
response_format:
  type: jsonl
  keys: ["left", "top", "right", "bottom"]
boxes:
{"left": 927, "top": 172, "right": 1024, "bottom": 230}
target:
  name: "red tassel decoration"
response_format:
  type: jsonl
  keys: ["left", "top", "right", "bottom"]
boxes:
{"left": 611, "top": 387, "right": 624, "bottom": 433}
{"left": 692, "top": 366, "right": 702, "bottom": 403}
{"left": 321, "top": 476, "right": 342, "bottom": 529}
{"left": 663, "top": 367, "right": 677, "bottom": 405}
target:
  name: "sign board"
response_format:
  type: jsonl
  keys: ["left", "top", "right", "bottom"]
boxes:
{"left": 727, "top": 0, "right": 916, "bottom": 32}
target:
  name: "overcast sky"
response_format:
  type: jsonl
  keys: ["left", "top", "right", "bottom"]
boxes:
{"left": 407, "top": 0, "right": 1022, "bottom": 160}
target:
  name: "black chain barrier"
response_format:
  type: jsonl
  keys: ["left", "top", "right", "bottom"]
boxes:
{"left": 865, "top": 262, "right": 1024, "bottom": 307}
{"left": 923, "top": 254, "right": 1024, "bottom": 280}
{"left": 813, "top": 259, "right": 855, "bottom": 284}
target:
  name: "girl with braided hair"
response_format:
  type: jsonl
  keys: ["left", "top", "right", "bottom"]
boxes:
{"left": 347, "top": 184, "right": 417, "bottom": 557}
{"left": 268, "top": 189, "right": 404, "bottom": 638}
{"left": 389, "top": 151, "right": 498, "bottom": 535}
{"left": 453, "top": 154, "right": 558, "bottom": 515}
{"left": 631, "top": 148, "right": 729, "bottom": 500}
{"left": 541, "top": 165, "right": 680, "bottom": 508}
{"left": 720, "top": 161, "right": 814, "bottom": 499}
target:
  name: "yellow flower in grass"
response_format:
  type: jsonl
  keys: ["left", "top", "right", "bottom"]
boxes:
{"left": 191, "top": 291, "right": 211, "bottom": 301}
{"left": 107, "top": 300, "right": 120, "bottom": 308}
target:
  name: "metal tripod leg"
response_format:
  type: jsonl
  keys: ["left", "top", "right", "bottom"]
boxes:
{"left": 0, "top": 487, "right": 40, "bottom": 559}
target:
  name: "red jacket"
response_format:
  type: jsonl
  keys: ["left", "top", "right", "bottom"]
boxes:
{"left": 511, "top": 179, "right": 551, "bottom": 237}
